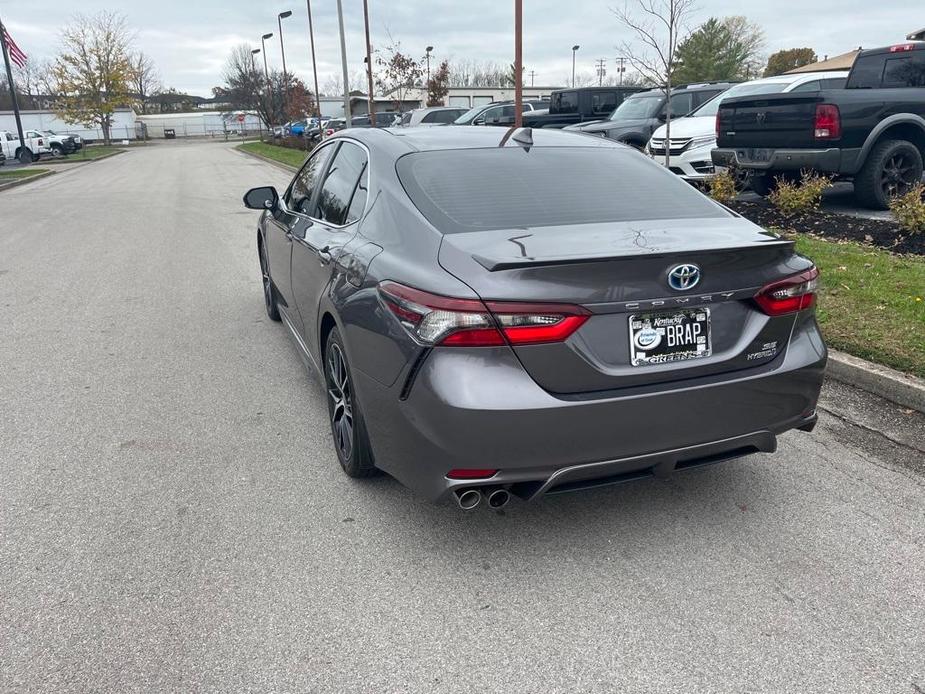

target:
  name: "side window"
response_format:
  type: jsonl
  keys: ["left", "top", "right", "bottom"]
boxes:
{"left": 347, "top": 165, "right": 369, "bottom": 223}
{"left": 883, "top": 55, "right": 925, "bottom": 87}
{"left": 821, "top": 77, "right": 847, "bottom": 89}
{"left": 847, "top": 55, "right": 886, "bottom": 89}
{"left": 790, "top": 80, "right": 821, "bottom": 92}
{"left": 286, "top": 144, "right": 334, "bottom": 215}
{"left": 591, "top": 92, "right": 617, "bottom": 114}
{"left": 667, "top": 93, "right": 693, "bottom": 116}
{"left": 421, "top": 111, "right": 440, "bottom": 123}
{"left": 316, "top": 142, "right": 368, "bottom": 226}
{"left": 693, "top": 90, "right": 721, "bottom": 107}
{"left": 400, "top": 112, "right": 412, "bottom": 126}
{"left": 557, "top": 91, "right": 579, "bottom": 113}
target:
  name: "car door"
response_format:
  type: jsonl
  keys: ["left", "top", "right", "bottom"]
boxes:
{"left": 290, "top": 140, "right": 370, "bottom": 363}
{"left": 265, "top": 142, "right": 335, "bottom": 318}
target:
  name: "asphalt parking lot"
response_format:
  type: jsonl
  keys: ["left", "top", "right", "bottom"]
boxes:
{"left": 1, "top": 141, "right": 923, "bottom": 693}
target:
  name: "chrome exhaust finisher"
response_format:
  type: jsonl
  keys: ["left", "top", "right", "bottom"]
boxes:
{"left": 484, "top": 487, "right": 511, "bottom": 509}
{"left": 454, "top": 488, "right": 482, "bottom": 510}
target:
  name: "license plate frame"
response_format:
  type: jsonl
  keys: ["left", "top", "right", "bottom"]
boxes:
{"left": 629, "top": 308, "right": 712, "bottom": 367}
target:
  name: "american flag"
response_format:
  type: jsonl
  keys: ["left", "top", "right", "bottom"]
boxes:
{"left": 1, "top": 23, "right": 27, "bottom": 69}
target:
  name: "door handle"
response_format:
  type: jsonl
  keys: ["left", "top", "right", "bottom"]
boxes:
{"left": 317, "top": 245, "right": 332, "bottom": 266}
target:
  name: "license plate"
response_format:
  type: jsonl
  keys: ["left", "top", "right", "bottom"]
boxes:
{"left": 629, "top": 309, "right": 711, "bottom": 366}
{"left": 738, "top": 148, "right": 770, "bottom": 163}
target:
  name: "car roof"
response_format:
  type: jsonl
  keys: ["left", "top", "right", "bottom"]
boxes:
{"left": 746, "top": 71, "right": 850, "bottom": 85}
{"left": 336, "top": 124, "right": 620, "bottom": 153}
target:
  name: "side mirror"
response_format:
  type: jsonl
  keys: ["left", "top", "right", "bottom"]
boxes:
{"left": 657, "top": 112, "right": 668, "bottom": 122}
{"left": 243, "top": 186, "right": 279, "bottom": 210}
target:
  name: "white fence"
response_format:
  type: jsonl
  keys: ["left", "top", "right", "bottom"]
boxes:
{"left": 136, "top": 112, "right": 266, "bottom": 139}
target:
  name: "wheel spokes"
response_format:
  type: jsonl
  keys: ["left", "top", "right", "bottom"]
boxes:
{"left": 326, "top": 343, "right": 354, "bottom": 460}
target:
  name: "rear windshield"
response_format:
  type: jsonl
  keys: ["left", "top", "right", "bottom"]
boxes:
{"left": 848, "top": 51, "right": 925, "bottom": 88}
{"left": 693, "top": 82, "right": 790, "bottom": 117}
{"left": 396, "top": 147, "right": 726, "bottom": 234}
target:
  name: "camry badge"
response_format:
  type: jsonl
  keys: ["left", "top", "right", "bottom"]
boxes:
{"left": 667, "top": 264, "right": 701, "bottom": 291}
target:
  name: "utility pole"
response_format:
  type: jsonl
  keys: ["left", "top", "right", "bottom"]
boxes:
{"left": 595, "top": 58, "right": 606, "bottom": 86}
{"left": 615, "top": 56, "right": 627, "bottom": 85}
{"left": 514, "top": 0, "right": 522, "bottom": 128}
{"left": 0, "top": 13, "right": 27, "bottom": 162}
{"left": 528, "top": 70, "right": 536, "bottom": 87}
{"left": 335, "top": 0, "right": 351, "bottom": 123}
{"left": 363, "top": 0, "right": 375, "bottom": 125}
{"left": 305, "top": 0, "right": 323, "bottom": 141}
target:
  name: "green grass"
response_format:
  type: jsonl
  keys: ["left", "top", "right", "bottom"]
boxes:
{"left": 0, "top": 168, "right": 50, "bottom": 178}
{"left": 794, "top": 235, "right": 925, "bottom": 378}
{"left": 65, "top": 145, "right": 125, "bottom": 161}
{"left": 237, "top": 141, "right": 309, "bottom": 169}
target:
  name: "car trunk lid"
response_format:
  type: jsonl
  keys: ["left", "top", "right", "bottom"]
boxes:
{"left": 438, "top": 217, "right": 808, "bottom": 394}
{"left": 717, "top": 93, "right": 820, "bottom": 150}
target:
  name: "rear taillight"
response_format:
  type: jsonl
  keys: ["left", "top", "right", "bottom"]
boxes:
{"left": 814, "top": 104, "right": 841, "bottom": 140}
{"left": 715, "top": 111, "right": 720, "bottom": 140}
{"left": 754, "top": 267, "right": 819, "bottom": 316}
{"left": 378, "top": 281, "right": 589, "bottom": 347}
{"left": 889, "top": 44, "right": 915, "bottom": 52}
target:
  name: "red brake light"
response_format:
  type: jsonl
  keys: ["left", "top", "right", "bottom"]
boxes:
{"left": 890, "top": 44, "right": 915, "bottom": 52}
{"left": 715, "top": 111, "right": 721, "bottom": 140}
{"left": 754, "top": 267, "right": 819, "bottom": 316}
{"left": 447, "top": 468, "right": 498, "bottom": 479}
{"left": 814, "top": 104, "right": 841, "bottom": 140}
{"left": 378, "top": 281, "right": 589, "bottom": 347}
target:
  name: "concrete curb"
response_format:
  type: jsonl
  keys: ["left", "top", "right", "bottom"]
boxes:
{"left": 235, "top": 146, "right": 301, "bottom": 173}
{"left": 0, "top": 169, "right": 55, "bottom": 191}
{"left": 39, "top": 149, "right": 127, "bottom": 165}
{"left": 827, "top": 349, "right": 925, "bottom": 413}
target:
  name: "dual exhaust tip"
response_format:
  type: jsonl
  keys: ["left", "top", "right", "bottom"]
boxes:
{"left": 454, "top": 486, "right": 510, "bottom": 511}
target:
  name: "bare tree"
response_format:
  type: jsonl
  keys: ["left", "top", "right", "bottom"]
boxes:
{"left": 613, "top": 0, "right": 697, "bottom": 166}
{"left": 130, "top": 52, "right": 162, "bottom": 114}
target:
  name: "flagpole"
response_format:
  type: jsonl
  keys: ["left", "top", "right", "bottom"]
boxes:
{"left": 0, "top": 14, "right": 27, "bottom": 163}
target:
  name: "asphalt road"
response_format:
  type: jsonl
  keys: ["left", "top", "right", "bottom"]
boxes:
{"left": 1, "top": 141, "right": 923, "bottom": 693}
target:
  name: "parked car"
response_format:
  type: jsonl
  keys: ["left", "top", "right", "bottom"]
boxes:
{"left": 452, "top": 99, "right": 549, "bottom": 127}
{"left": 396, "top": 106, "right": 468, "bottom": 127}
{"left": 648, "top": 72, "right": 849, "bottom": 182}
{"left": 522, "top": 86, "right": 646, "bottom": 129}
{"left": 351, "top": 112, "right": 402, "bottom": 128}
{"left": 0, "top": 130, "right": 50, "bottom": 163}
{"left": 26, "top": 129, "right": 78, "bottom": 156}
{"left": 288, "top": 120, "right": 308, "bottom": 136}
{"left": 242, "top": 127, "right": 824, "bottom": 509}
{"left": 713, "top": 41, "right": 925, "bottom": 208}
{"left": 564, "top": 82, "right": 737, "bottom": 148}
{"left": 44, "top": 129, "right": 83, "bottom": 151}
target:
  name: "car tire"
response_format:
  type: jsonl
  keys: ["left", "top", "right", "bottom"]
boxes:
{"left": 258, "top": 241, "right": 281, "bottom": 322}
{"left": 15, "top": 147, "right": 33, "bottom": 165}
{"left": 51, "top": 144, "right": 64, "bottom": 156}
{"left": 324, "top": 328, "right": 377, "bottom": 478}
{"left": 854, "top": 139, "right": 923, "bottom": 210}
{"left": 748, "top": 173, "right": 779, "bottom": 197}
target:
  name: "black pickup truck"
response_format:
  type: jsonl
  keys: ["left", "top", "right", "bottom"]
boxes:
{"left": 712, "top": 42, "right": 925, "bottom": 209}
{"left": 522, "top": 86, "right": 645, "bottom": 129}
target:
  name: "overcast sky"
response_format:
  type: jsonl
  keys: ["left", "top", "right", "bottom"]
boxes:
{"left": 6, "top": 1, "right": 921, "bottom": 95}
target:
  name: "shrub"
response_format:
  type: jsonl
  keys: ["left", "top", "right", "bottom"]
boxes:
{"left": 768, "top": 170, "right": 832, "bottom": 216}
{"left": 888, "top": 183, "right": 925, "bottom": 234}
{"left": 708, "top": 170, "right": 738, "bottom": 204}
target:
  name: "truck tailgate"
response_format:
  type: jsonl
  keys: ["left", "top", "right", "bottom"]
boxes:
{"left": 717, "top": 93, "right": 821, "bottom": 149}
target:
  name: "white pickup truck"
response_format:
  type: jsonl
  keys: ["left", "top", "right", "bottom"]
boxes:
{"left": 25, "top": 129, "right": 81, "bottom": 156}
{"left": 0, "top": 130, "right": 52, "bottom": 163}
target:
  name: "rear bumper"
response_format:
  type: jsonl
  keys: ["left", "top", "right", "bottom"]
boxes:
{"left": 712, "top": 147, "right": 855, "bottom": 174}
{"left": 356, "top": 318, "right": 827, "bottom": 503}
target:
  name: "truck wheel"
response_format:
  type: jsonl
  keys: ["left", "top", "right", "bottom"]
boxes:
{"left": 16, "top": 147, "right": 34, "bottom": 165}
{"left": 51, "top": 144, "right": 64, "bottom": 156}
{"left": 748, "top": 173, "right": 778, "bottom": 197}
{"left": 854, "top": 139, "right": 923, "bottom": 210}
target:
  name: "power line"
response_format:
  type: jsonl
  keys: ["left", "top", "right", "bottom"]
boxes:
{"left": 595, "top": 58, "right": 606, "bottom": 86}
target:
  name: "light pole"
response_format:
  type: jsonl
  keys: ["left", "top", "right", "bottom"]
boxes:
{"left": 261, "top": 33, "right": 274, "bottom": 126}
{"left": 305, "top": 0, "right": 323, "bottom": 141}
{"left": 277, "top": 10, "right": 292, "bottom": 115}
{"left": 571, "top": 45, "right": 580, "bottom": 88}
{"left": 335, "top": 0, "right": 351, "bottom": 123}
{"left": 425, "top": 45, "right": 433, "bottom": 92}
{"left": 363, "top": 0, "right": 375, "bottom": 125}
{"left": 251, "top": 48, "right": 264, "bottom": 136}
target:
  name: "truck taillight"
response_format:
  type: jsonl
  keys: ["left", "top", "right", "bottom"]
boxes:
{"left": 889, "top": 44, "right": 915, "bottom": 52}
{"left": 715, "top": 112, "right": 720, "bottom": 140}
{"left": 754, "top": 267, "right": 819, "bottom": 316}
{"left": 814, "top": 104, "right": 841, "bottom": 140}
{"left": 378, "top": 281, "right": 589, "bottom": 347}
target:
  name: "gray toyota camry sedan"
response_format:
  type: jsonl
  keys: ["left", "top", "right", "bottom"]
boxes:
{"left": 243, "top": 126, "right": 825, "bottom": 510}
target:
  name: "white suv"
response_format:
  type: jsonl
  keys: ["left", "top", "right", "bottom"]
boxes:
{"left": 647, "top": 72, "right": 849, "bottom": 182}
